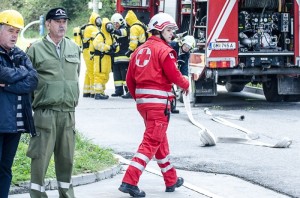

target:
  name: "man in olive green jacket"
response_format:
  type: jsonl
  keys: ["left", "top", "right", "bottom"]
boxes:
{"left": 26, "top": 7, "right": 80, "bottom": 198}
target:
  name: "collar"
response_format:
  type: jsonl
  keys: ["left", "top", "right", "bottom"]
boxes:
{"left": 46, "top": 34, "right": 62, "bottom": 47}
{"left": 149, "top": 35, "right": 169, "bottom": 46}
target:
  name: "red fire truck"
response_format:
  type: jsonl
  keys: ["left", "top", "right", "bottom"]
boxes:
{"left": 116, "top": 0, "right": 300, "bottom": 103}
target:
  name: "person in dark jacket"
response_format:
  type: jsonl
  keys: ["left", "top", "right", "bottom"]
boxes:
{"left": 110, "top": 13, "right": 130, "bottom": 98}
{"left": 0, "top": 10, "right": 38, "bottom": 198}
{"left": 170, "top": 35, "right": 195, "bottom": 113}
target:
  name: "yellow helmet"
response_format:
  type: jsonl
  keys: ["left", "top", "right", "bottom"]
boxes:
{"left": 0, "top": 10, "right": 25, "bottom": 29}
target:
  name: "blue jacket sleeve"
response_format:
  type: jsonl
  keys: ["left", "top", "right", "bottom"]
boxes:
{"left": 3, "top": 57, "right": 38, "bottom": 94}
{"left": 0, "top": 64, "right": 29, "bottom": 83}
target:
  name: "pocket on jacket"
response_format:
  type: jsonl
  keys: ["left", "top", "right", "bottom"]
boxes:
{"left": 65, "top": 80, "right": 79, "bottom": 107}
{"left": 151, "top": 120, "right": 168, "bottom": 142}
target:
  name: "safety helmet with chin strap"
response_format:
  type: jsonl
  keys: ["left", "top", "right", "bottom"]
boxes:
{"left": 0, "top": 10, "right": 24, "bottom": 29}
{"left": 111, "top": 13, "right": 125, "bottom": 26}
{"left": 147, "top": 13, "right": 178, "bottom": 32}
{"left": 180, "top": 35, "right": 196, "bottom": 51}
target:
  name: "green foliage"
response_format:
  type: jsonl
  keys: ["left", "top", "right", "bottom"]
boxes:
{"left": 247, "top": 82, "right": 262, "bottom": 88}
{"left": 11, "top": 132, "right": 118, "bottom": 185}
{"left": 73, "top": 132, "right": 118, "bottom": 175}
{"left": 1, "top": 0, "right": 116, "bottom": 38}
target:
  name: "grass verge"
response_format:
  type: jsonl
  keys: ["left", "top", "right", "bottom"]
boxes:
{"left": 11, "top": 131, "right": 118, "bottom": 185}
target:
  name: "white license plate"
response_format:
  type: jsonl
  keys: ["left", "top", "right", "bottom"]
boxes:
{"left": 208, "top": 42, "right": 236, "bottom": 50}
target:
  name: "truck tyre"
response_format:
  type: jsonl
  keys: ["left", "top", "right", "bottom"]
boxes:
{"left": 225, "top": 83, "right": 245, "bottom": 92}
{"left": 262, "top": 76, "right": 284, "bottom": 102}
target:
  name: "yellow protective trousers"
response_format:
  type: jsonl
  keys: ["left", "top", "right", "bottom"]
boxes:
{"left": 82, "top": 48, "right": 95, "bottom": 94}
{"left": 93, "top": 54, "right": 112, "bottom": 94}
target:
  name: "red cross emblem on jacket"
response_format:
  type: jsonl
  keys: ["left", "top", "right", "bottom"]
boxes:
{"left": 136, "top": 47, "right": 151, "bottom": 67}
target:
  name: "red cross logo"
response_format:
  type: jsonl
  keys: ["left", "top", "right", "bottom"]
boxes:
{"left": 136, "top": 47, "right": 151, "bottom": 67}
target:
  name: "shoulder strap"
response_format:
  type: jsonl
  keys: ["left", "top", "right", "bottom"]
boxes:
{"left": 80, "top": 24, "right": 93, "bottom": 37}
{"left": 132, "top": 23, "right": 148, "bottom": 40}
{"left": 95, "top": 31, "right": 106, "bottom": 42}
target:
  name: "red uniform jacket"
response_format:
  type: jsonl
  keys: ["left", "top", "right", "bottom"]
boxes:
{"left": 126, "top": 36, "right": 189, "bottom": 110}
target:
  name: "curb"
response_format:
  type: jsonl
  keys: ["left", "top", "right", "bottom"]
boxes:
{"left": 9, "top": 164, "right": 122, "bottom": 195}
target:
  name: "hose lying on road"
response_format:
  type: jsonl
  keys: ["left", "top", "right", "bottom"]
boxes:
{"left": 183, "top": 94, "right": 292, "bottom": 148}
{"left": 204, "top": 109, "right": 259, "bottom": 140}
{"left": 204, "top": 108, "right": 245, "bottom": 121}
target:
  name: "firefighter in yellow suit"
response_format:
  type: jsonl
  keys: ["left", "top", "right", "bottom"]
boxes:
{"left": 82, "top": 12, "right": 101, "bottom": 98}
{"left": 124, "top": 10, "right": 149, "bottom": 57}
{"left": 91, "top": 18, "right": 119, "bottom": 100}
{"left": 123, "top": 10, "right": 149, "bottom": 98}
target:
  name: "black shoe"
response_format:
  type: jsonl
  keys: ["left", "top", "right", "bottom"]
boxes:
{"left": 171, "top": 109, "right": 180, "bottom": 114}
{"left": 111, "top": 92, "right": 123, "bottom": 97}
{"left": 90, "top": 94, "right": 95, "bottom": 98}
{"left": 118, "top": 182, "right": 146, "bottom": 197}
{"left": 83, "top": 93, "right": 91, "bottom": 98}
{"left": 165, "top": 177, "right": 184, "bottom": 192}
{"left": 94, "top": 93, "right": 109, "bottom": 100}
{"left": 121, "top": 92, "right": 132, "bottom": 99}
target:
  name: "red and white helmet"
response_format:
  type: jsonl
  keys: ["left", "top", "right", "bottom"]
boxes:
{"left": 148, "top": 13, "right": 178, "bottom": 32}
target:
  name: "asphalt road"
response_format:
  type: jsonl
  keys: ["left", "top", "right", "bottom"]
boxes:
{"left": 75, "top": 69, "right": 299, "bottom": 198}
{"left": 74, "top": 53, "right": 300, "bottom": 198}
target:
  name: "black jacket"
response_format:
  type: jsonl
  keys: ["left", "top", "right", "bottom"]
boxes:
{"left": 170, "top": 41, "right": 190, "bottom": 76}
{"left": 0, "top": 46, "right": 38, "bottom": 136}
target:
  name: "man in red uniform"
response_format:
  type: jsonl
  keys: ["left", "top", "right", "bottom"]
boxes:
{"left": 118, "top": 13, "right": 189, "bottom": 197}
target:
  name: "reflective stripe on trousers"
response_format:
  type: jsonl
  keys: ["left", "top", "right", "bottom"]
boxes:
{"left": 129, "top": 152, "right": 150, "bottom": 172}
{"left": 30, "top": 181, "right": 71, "bottom": 192}
{"left": 156, "top": 155, "right": 174, "bottom": 173}
{"left": 30, "top": 183, "right": 45, "bottom": 193}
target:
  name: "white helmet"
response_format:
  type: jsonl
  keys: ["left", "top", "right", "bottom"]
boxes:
{"left": 111, "top": 13, "right": 125, "bottom": 26}
{"left": 180, "top": 35, "right": 196, "bottom": 50}
{"left": 148, "top": 13, "right": 178, "bottom": 32}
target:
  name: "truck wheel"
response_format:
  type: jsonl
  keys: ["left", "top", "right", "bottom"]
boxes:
{"left": 262, "top": 77, "right": 284, "bottom": 102}
{"left": 225, "top": 83, "right": 245, "bottom": 92}
{"left": 194, "top": 96, "right": 213, "bottom": 103}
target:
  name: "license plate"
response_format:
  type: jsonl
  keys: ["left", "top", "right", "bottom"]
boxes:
{"left": 208, "top": 42, "right": 236, "bottom": 50}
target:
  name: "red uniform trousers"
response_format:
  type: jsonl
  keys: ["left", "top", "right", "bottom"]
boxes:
{"left": 122, "top": 107, "right": 178, "bottom": 187}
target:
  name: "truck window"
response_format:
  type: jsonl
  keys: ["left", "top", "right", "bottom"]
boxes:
{"left": 121, "top": 0, "right": 149, "bottom": 7}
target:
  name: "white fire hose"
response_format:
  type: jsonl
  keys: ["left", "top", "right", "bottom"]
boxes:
{"left": 183, "top": 94, "right": 292, "bottom": 148}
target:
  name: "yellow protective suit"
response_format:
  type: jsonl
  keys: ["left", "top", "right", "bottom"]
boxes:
{"left": 125, "top": 10, "right": 149, "bottom": 52}
{"left": 82, "top": 12, "right": 100, "bottom": 96}
{"left": 92, "top": 18, "right": 119, "bottom": 98}
{"left": 73, "top": 26, "right": 82, "bottom": 48}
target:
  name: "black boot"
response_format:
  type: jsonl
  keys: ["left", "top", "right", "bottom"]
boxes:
{"left": 121, "top": 92, "right": 132, "bottom": 99}
{"left": 94, "top": 93, "right": 109, "bottom": 100}
{"left": 119, "top": 182, "right": 146, "bottom": 197}
{"left": 111, "top": 86, "right": 124, "bottom": 97}
{"left": 165, "top": 177, "right": 184, "bottom": 192}
{"left": 90, "top": 94, "right": 95, "bottom": 98}
{"left": 83, "top": 93, "right": 91, "bottom": 98}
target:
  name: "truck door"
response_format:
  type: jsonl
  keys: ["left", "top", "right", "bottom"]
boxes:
{"left": 206, "top": 0, "right": 238, "bottom": 69}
